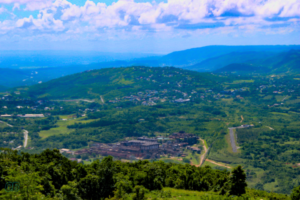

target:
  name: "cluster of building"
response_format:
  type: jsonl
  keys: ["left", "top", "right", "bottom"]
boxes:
{"left": 0, "top": 114, "right": 45, "bottom": 118}
{"left": 72, "top": 132, "right": 200, "bottom": 160}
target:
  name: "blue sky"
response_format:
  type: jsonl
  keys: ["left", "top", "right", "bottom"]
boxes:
{"left": 0, "top": 0, "right": 299, "bottom": 54}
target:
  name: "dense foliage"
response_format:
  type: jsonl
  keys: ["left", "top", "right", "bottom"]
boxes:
{"left": 0, "top": 148, "right": 250, "bottom": 200}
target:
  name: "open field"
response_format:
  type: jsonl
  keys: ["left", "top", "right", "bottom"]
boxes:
{"left": 39, "top": 115, "right": 97, "bottom": 139}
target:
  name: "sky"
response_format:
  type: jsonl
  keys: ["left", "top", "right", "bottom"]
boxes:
{"left": 0, "top": 0, "right": 299, "bottom": 54}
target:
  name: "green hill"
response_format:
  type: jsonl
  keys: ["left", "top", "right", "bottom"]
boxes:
{"left": 25, "top": 66, "right": 223, "bottom": 100}
{"left": 269, "top": 50, "right": 300, "bottom": 74}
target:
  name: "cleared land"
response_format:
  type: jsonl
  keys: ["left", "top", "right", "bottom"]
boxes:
{"left": 39, "top": 116, "right": 97, "bottom": 139}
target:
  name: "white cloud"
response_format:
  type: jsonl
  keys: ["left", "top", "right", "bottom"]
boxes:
{"left": 12, "top": 3, "right": 20, "bottom": 11}
{"left": 0, "top": 0, "right": 53, "bottom": 11}
{"left": 0, "top": 7, "right": 6, "bottom": 14}
{"left": 0, "top": 0, "right": 298, "bottom": 37}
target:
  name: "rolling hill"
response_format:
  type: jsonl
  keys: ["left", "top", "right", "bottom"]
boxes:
{"left": 24, "top": 66, "right": 223, "bottom": 100}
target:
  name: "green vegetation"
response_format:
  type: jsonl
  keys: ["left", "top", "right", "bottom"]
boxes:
{"left": 1, "top": 66, "right": 300, "bottom": 195}
{"left": 0, "top": 148, "right": 290, "bottom": 200}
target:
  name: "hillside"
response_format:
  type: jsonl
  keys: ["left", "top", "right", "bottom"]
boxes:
{"left": 214, "top": 63, "right": 269, "bottom": 74}
{"left": 0, "top": 148, "right": 291, "bottom": 200}
{"left": 212, "top": 50, "right": 300, "bottom": 75}
{"left": 187, "top": 51, "right": 275, "bottom": 72}
{"left": 25, "top": 66, "right": 223, "bottom": 100}
{"left": 269, "top": 50, "right": 300, "bottom": 73}
{"left": 155, "top": 45, "right": 300, "bottom": 67}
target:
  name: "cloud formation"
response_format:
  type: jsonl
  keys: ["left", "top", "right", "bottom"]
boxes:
{"left": 0, "top": 0, "right": 299, "bottom": 39}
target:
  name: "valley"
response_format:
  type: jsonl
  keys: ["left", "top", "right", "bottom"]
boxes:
{"left": 1, "top": 64, "right": 300, "bottom": 195}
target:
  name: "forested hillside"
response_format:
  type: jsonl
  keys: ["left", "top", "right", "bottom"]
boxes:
{"left": 24, "top": 67, "right": 224, "bottom": 100}
{"left": 0, "top": 148, "right": 293, "bottom": 200}
{"left": 213, "top": 50, "right": 300, "bottom": 75}
{"left": 187, "top": 51, "right": 275, "bottom": 72}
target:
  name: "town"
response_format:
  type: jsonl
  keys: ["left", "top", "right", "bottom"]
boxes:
{"left": 60, "top": 132, "right": 201, "bottom": 162}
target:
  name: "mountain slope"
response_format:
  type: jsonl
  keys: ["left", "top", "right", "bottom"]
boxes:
{"left": 155, "top": 45, "right": 300, "bottom": 67}
{"left": 187, "top": 51, "right": 276, "bottom": 72}
{"left": 25, "top": 67, "right": 223, "bottom": 99}
{"left": 268, "top": 50, "right": 300, "bottom": 74}
{"left": 212, "top": 50, "right": 300, "bottom": 75}
{"left": 214, "top": 63, "right": 262, "bottom": 73}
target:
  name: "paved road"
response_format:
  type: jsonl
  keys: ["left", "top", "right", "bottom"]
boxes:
{"left": 23, "top": 130, "right": 28, "bottom": 147}
{"left": 100, "top": 96, "right": 105, "bottom": 104}
{"left": 229, "top": 128, "right": 237, "bottom": 153}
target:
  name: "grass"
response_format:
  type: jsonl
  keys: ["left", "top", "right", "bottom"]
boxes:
{"left": 121, "top": 187, "right": 273, "bottom": 200}
{"left": 39, "top": 115, "right": 97, "bottom": 139}
{"left": 263, "top": 95, "right": 273, "bottom": 100}
{"left": 232, "top": 80, "right": 254, "bottom": 84}
{"left": 286, "top": 99, "right": 300, "bottom": 104}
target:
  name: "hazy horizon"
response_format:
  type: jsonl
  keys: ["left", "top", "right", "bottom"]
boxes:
{"left": 0, "top": 0, "right": 299, "bottom": 53}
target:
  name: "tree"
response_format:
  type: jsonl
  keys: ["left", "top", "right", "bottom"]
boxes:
{"left": 291, "top": 185, "right": 300, "bottom": 200}
{"left": 61, "top": 181, "right": 82, "bottom": 200}
{"left": 229, "top": 165, "right": 247, "bottom": 196}
{"left": 132, "top": 186, "right": 148, "bottom": 200}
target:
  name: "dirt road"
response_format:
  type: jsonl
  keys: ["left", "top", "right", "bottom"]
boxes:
{"left": 0, "top": 120, "right": 13, "bottom": 127}
{"left": 240, "top": 115, "right": 244, "bottom": 123}
{"left": 206, "top": 159, "right": 232, "bottom": 169}
{"left": 190, "top": 139, "right": 208, "bottom": 167}
{"left": 199, "top": 139, "right": 208, "bottom": 166}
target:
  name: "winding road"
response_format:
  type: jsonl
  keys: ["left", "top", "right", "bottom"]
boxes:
{"left": 196, "top": 138, "right": 232, "bottom": 169}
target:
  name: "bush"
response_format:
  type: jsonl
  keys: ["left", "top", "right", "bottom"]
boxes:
{"left": 291, "top": 185, "right": 300, "bottom": 200}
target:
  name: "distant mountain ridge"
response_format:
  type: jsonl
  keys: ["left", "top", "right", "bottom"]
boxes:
{"left": 214, "top": 50, "right": 300, "bottom": 74}
{"left": 186, "top": 51, "right": 276, "bottom": 72}
{"left": 1, "top": 45, "right": 300, "bottom": 88}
